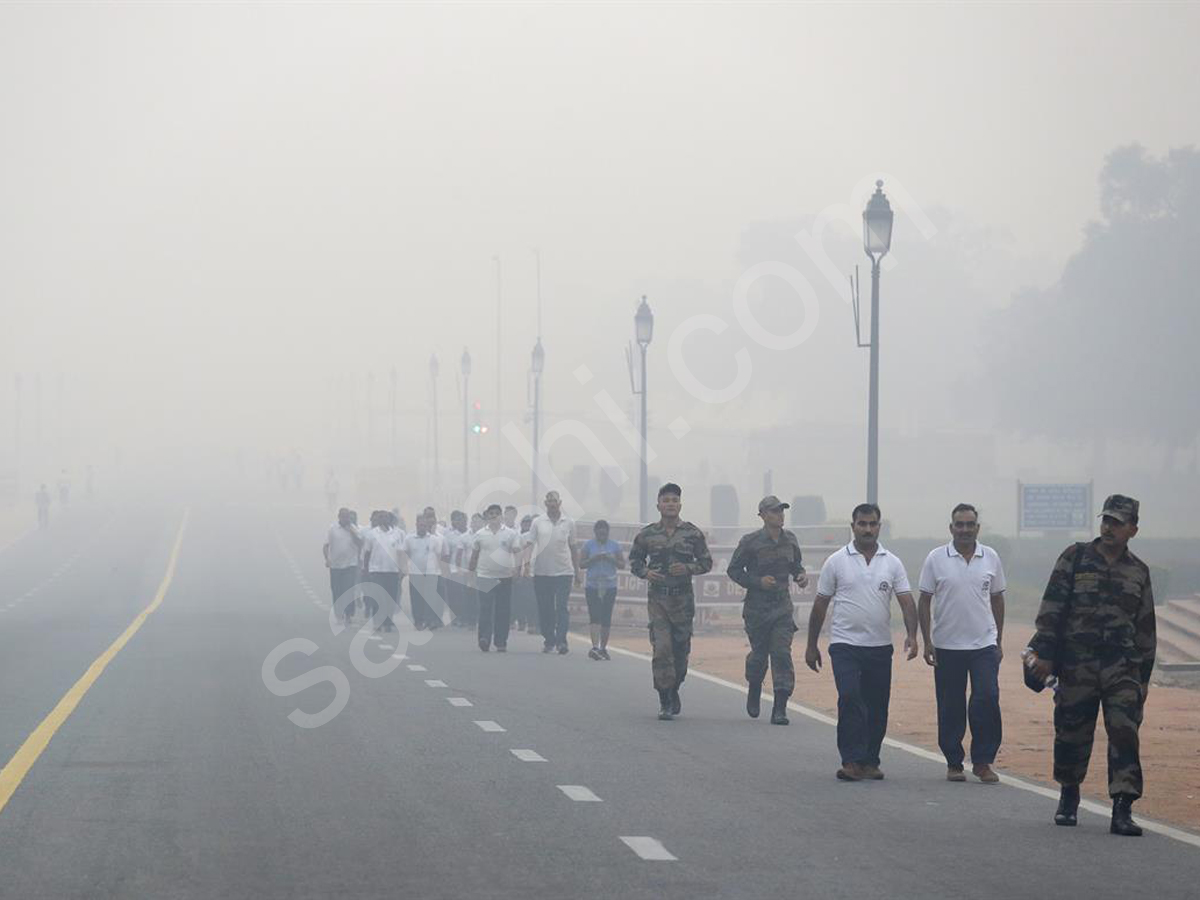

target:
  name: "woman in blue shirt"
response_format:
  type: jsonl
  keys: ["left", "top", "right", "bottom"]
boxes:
{"left": 580, "top": 520, "right": 627, "bottom": 660}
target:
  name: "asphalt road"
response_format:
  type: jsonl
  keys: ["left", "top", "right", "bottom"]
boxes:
{"left": 1, "top": 500, "right": 1198, "bottom": 899}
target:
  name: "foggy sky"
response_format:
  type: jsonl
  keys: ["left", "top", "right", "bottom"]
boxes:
{"left": 3, "top": 2, "right": 1198, "bottom": 535}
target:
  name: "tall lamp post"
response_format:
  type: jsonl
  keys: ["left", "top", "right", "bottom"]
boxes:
{"left": 530, "top": 338, "right": 544, "bottom": 510}
{"left": 862, "top": 179, "right": 894, "bottom": 505}
{"left": 634, "top": 296, "right": 654, "bottom": 522}
{"left": 461, "top": 348, "right": 472, "bottom": 491}
{"left": 429, "top": 354, "right": 440, "bottom": 488}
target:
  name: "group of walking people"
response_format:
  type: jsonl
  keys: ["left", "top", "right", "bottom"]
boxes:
{"left": 325, "top": 482, "right": 1156, "bottom": 837}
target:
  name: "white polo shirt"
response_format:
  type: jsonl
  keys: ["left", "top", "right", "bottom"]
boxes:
{"left": 402, "top": 532, "right": 444, "bottom": 576}
{"left": 365, "top": 527, "right": 404, "bottom": 574}
{"left": 443, "top": 529, "right": 471, "bottom": 573}
{"left": 325, "top": 523, "right": 362, "bottom": 570}
{"left": 918, "top": 542, "right": 1006, "bottom": 650}
{"left": 817, "top": 542, "right": 912, "bottom": 647}
{"left": 525, "top": 513, "right": 576, "bottom": 577}
{"left": 473, "top": 525, "right": 520, "bottom": 579}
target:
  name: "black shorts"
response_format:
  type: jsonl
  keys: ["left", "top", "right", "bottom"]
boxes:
{"left": 585, "top": 586, "right": 617, "bottom": 627}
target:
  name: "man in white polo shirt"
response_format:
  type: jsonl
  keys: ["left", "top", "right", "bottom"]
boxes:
{"left": 524, "top": 490, "right": 581, "bottom": 654}
{"left": 918, "top": 503, "right": 1006, "bottom": 784}
{"left": 805, "top": 503, "right": 918, "bottom": 782}
{"left": 403, "top": 513, "right": 447, "bottom": 630}
{"left": 470, "top": 503, "right": 521, "bottom": 652}
{"left": 323, "top": 507, "right": 363, "bottom": 626}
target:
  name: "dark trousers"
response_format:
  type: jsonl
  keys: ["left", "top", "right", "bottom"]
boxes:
{"left": 829, "top": 643, "right": 893, "bottom": 767}
{"left": 409, "top": 574, "right": 439, "bottom": 629}
{"left": 534, "top": 575, "right": 573, "bottom": 647}
{"left": 477, "top": 577, "right": 513, "bottom": 648}
{"left": 329, "top": 567, "right": 358, "bottom": 618}
{"left": 933, "top": 645, "right": 1002, "bottom": 768}
{"left": 513, "top": 576, "right": 538, "bottom": 630}
{"left": 366, "top": 572, "right": 400, "bottom": 628}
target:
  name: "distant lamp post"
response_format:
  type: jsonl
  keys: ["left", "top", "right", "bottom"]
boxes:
{"left": 530, "top": 338, "right": 545, "bottom": 509}
{"left": 461, "top": 348, "right": 472, "bottom": 490}
{"left": 633, "top": 296, "right": 654, "bottom": 522}
{"left": 861, "top": 179, "right": 893, "bottom": 505}
{"left": 429, "top": 354, "right": 440, "bottom": 488}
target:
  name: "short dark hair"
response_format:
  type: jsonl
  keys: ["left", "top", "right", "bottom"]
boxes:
{"left": 658, "top": 482, "right": 682, "bottom": 498}
{"left": 594, "top": 519, "right": 609, "bottom": 532}
{"left": 485, "top": 503, "right": 502, "bottom": 516}
{"left": 851, "top": 503, "right": 881, "bottom": 523}
{"left": 950, "top": 503, "right": 978, "bottom": 520}
{"left": 504, "top": 505, "right": 517, "bottom": 512}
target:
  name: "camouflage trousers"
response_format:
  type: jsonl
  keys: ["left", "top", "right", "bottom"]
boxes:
{"left": 1053, "top": 651, "right": 1146, "bottom": 797}
{"left": 647, "top": 592, "right": 694, "bottom": 691}
{"left": 744, "top": 603, "right": 797, "bottom": 694}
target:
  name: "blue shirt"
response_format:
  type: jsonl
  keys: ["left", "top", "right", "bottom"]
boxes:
{"left": 583, "top": 538, "right": 621, "bottom": 589}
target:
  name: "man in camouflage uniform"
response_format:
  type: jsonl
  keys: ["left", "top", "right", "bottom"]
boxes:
{"left": 1028, "top": 494, "right": 1156, "bottom": 836}
{"left": 630, "top": 482, "right": 713, "bottom": 721}
{"left": 727, "top": 496, "right": 807, "bottom": 725}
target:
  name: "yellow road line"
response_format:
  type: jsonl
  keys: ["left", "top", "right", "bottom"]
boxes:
{"left": 0, "top": 508, "right": 190, "bottom": 817}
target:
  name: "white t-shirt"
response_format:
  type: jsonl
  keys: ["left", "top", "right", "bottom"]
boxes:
{"left": 524, "top": 513, "right": 576, "bottom": 577}
{"left": 444, "top": 529, "right": 474, "bottom": 573}
{"left": 473, "top": 525, "right": 520, "bottom": 579}
{"left": 918, "top": 542, "right": 1006, "bottom": 651}
{"left": 817, "top": 543, "right": 912, "bottom": 647}
{"left": 403, "top": 532, "right": 444, "bottom": 576}
{"left": 325, "top": 522, "right": 362, "bottom": 570}
{"left": 365, "top": 527, "right": 404, "bottom": 573}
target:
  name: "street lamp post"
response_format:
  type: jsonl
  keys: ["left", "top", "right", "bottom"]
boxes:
{"left": 634, "top": 297, "right": 654, "bottom": 522}
{"left": 862, "top": 179, "right": 894, "bottom": 506}
{"left": 389, "top": 366, "right": 397, "bottom": 467}
{"left": 530, "top": 338, "right": 544, "bottom": 510}
{"left": 461, "top": 348, "right": 472, "bottom": 491}
{"left": 429, "top": 355, "right": 440, "bottom": 488}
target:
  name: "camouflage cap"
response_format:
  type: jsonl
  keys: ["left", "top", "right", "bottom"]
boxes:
{"left": 758, "top": 495, "right": 790, "bottom": 513}
{"left": 1099, "top": 494, "right": 1139, "bottom": 524}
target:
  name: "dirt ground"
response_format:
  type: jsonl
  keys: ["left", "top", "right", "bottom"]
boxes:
{"left": 603, "top": 624, "right": 1200, "bottom": 832}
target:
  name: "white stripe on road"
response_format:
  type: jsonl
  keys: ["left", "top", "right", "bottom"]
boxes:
{"left": 424, "top": 679, "right": 447, "bottom": 687}
{"left": 447, "top": 697, "right": 473, "bottom": 707}
{"left": 619, "top": 836, "right": 676, "bottom": 861}
{"left": 391, "top": 654, "right": 406, "bottom": 660}
{"left": 407, "top": 664, "right": 427, "bottom": 672}
{"left": 558, "top": 785, "right": 602, "bottom": 802}
{"left": 510, "top": 749, "right": 546, "bottom": 762}
{"left": 367, "top": 635, "right": 381, "bottom": 642}
{"left": 380, "top": 644, "right": 395, "bottom": 650}
{"left": 474, "top": 720, "right": 505, "bottom": 732}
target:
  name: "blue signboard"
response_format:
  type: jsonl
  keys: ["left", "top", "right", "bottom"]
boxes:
{"left": 1019, "top": 482, "right": 1092, "bottom": 531}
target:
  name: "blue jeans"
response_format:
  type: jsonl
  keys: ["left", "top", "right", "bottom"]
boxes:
{"left": 829, "top": 643, "right": 893, "bottom": 767}
{"left": 534, "top": 575, "right": 573, "bottom": 646}
{"left": 934, "top": 645, "right": 1002, "bottom": 767}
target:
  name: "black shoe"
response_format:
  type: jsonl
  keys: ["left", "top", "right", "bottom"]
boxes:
{"left": 1111, "top": 794, "right": 1143, "bottom": 836}
{"left": 598, "top": 648, "right": 611, "bottom": 660}
{"left": 746, "top": 681, "right": 762, "bottom": 719}
{"left": 542, "top": 644, "right": 555, "bottom": 654}
{"left": 1055, "top": 784, "right": 1080, "bottom": 826}
{"left": 670, "top": 688, "right": 681, "bottom": 716}
{"left": 770, "top": 690, "right": 791, "bottom": 725}
{"left": 657, "top": 690, "right": 674, "bottom": 721}
{"left": 557, "top": 643, "right": 569, "bottom": 655}
{"left": 479, "top": 640, "right": 490, "bottom": 652}
{"left": 495, "top": 645, "right": 507, "bottom": 653}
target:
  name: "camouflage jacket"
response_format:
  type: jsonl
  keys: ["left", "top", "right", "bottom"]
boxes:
{"left": 726, "top": 527, "right": 804, "bottom": 606}
{"left": 629, "top": 520, "right": 713, "bottom": 592}
{"left": 1030, "top": 539, "right": 1156, "bottom": 683}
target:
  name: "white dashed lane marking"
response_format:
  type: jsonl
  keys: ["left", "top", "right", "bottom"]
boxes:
{"left": 447, "top": 697, "right": 473, "bottom": 707}
{"left": 391, "top": 654, "right": 406, "bottom": 660}
{"left": 407, "top": 664, "right": 427, "bottom": 672}
{"left": 558, "top": 785, "right": 602, "bottom": 802}
{"left": 380, "top": 644, "right": 395, "bottom": 650}
{"left": 424, "top": 679, "right": 447, "bottom": 687}
{"left": 474, "top": 721, "right": 505, "bottom": 732}
{"left": 510, "top": 749, "right": 546, "bottom": 762}
{"left": 620, "top": 837, "right": 677, "bottom": 861}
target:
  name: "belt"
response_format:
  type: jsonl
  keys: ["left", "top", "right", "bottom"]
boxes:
{"left": 649, "top": 585, "right": 693, "bottom": 598}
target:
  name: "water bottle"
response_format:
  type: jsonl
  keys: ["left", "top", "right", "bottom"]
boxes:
{"left": 1022, "top": 646, "right": 1058, "bottom": 691}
